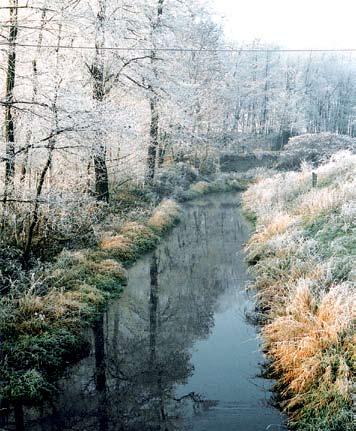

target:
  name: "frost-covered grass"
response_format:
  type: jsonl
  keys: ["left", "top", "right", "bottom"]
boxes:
{"left": 243, "top": 151, "right": 356, "bottom": 430}
{"left": 0, "top": 192, "right": 181, "bottom": 406}
{"left": 148, "top": 199, "right": 181, "bottom": 232}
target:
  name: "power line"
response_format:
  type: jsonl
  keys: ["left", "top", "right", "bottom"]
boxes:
{"left": 0, "top": 42, "right": 356, "bottom": 53}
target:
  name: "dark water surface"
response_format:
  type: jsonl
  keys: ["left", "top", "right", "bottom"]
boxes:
{"left": 25, "top": 193, "right": 286, "bottom": 431}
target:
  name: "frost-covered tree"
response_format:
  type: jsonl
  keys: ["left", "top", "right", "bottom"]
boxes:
{"left": 0, "top": 0, "right": 356, "bottom": 260}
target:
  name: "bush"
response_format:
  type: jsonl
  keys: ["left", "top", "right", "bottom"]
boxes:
{"left": 153, "top": 163, "right": 199, "bottom": 198}
{"left": 278, "top": 133, "right": 356, "bottom": 169}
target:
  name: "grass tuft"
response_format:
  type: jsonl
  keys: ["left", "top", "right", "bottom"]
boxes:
{"left": 148, "top": 199, "right": 181, "bottom": 233}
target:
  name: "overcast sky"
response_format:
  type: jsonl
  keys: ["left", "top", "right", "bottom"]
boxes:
{"left": 212, "top": 0, "right": 356, "bottom": 49}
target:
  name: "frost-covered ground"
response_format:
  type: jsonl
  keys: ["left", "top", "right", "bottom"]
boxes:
{"left": 243, "top": 151, "right": 355, "bottom": 430}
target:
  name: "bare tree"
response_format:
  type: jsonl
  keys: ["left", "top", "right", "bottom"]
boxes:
{"left": 146, "top": 0, "right": 164, "bottom": 184}
{"left": 22, "top": 11, "right": 63, "bottom": 262}
{"left": 90, "top": 0, "right": 109, "bottom": 202}
{"left": 3, "top": 0, "right": 18, "bottom": 204}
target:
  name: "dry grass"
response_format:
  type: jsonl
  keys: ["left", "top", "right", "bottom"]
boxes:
{"left": 87, "top": 258, "right": 126, "bottom": 279}
{"left": 263, "top": 283, "right": 354, "bottom": 412}
{"left": 249, "top": 213, "right": 294, "bottom": 246}
{"left": 100, "top": 234, "right": 133, "bottom": 252}
{"left": 99, "top": 220, "right": 159, "bottom": 260}
{"left": 120, "top": 221, "right": 157, "bottom": 242}
{"left": 189, "top": 181, "right": 211, "bottom": 194}
{"left": 296, "top": 186, "right": 344, "bottom": 220}
{"left": 243, "top": 151, "right": 356, "bottom": 429}
{"left": 148, "top": 199, "right": 181, "bottom": 232}
{"left": 15, "top": 284, "right": 106, "bottom": 335}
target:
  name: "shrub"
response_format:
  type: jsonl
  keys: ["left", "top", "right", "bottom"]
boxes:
{"left": 278, "top": 133, "right": 356, "bottom": 169}
{"left": 153, "top": 163, "right": 199, "bottom": 198}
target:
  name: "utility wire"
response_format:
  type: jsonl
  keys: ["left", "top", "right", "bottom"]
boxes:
{"left": 0, "top": 42, "right": 356, "bottom": 53}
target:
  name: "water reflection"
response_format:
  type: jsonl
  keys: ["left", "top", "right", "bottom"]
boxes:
{"left": 19, "top": 193, "right": 285, "bottom": 431}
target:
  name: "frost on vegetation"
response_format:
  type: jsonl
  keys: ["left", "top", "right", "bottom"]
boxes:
{"left": 243, "top": 152, "right": 356, "bottom": 430}
{"left": 147, "top": 199, "right": 181, "bottom": 233}
{"left": 278, "top": 133, "right": 356, "bottom": 169}
{"left": 0, "top": 192, "right": 182, "bottom": 404}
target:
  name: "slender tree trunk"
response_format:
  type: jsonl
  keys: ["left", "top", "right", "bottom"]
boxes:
{"left": 262, "top": 51, "right": 270, "bottom": 134}
{"left": 3, "top": 0, "right": 18, "bottom": 203}
{"left": 146, "top": 92, "right": 159, "bottom": 182}
{"left": 92, "top": 0, "right": 109, "bottom": 202}
{"left": 22, "top": 18, "right": 62, "bottom": 263}
{"left": 158, "top": 132, "right": 167, "bottom": 167}
{"left": 20, "top": 8, "right": 47, "bottom": 184}
{"left": 145, "top": 0, "right": 164, "bottom": 184}
{"left": 22, "top": 140, "right": 55, "bottom": 263}
{"left": 93, "top": 142, "right": 109, "bottom": 201}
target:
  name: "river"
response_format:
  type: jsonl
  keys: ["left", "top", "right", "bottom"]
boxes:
{"left": 24, "top": 192, "right": 286, "bottom": 431}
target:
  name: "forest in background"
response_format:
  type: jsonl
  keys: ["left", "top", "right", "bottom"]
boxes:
{"left": 1, "top": 0, "right": 356, "bottom": 269}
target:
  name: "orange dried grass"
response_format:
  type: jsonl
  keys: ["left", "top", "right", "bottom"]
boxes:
{"left": 148, "top": 199, "right": 180, "bottom": 232}
{"left": 250, "top": 213, "right": 294, "bottom": 245}
{"left": 263, "top": 283, "right": 355, "bottom": 407}
{"left": 100, "top": 234, "right": 133, "bottom": 252}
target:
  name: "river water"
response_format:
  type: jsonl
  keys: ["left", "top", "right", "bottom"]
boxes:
{"left": 25, "top": 192, "right": 286, "bottom": 431}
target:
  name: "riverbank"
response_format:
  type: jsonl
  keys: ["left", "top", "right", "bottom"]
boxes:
{"left": 243, "top": 151, "right": 355, "bottom": 430}
{"left": 0, "top": 170, "right": 248, "bottom": 416}
{"left": 0, "top": 195, "right": 181, "bottom": 410}
{"left": 19, "top": 192, "right": 286, "bottom": 430}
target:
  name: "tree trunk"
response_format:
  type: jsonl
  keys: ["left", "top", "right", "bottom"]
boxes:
{"left": 158, "top": 132, "right": 167, "bottom": 167}
{"left": 20, "top": 8, "right": 47, "bottom": 184}
{"left": 22, "top": 17, "right": 62, "bottom": 263}
{"left": 22, "top": 141, "right": 55, "bottom": 263}
{"left": 93, "top": 143, "right": 109, "bottom": 201}
{"left": 92, "top": 0, "right": 109, "bottom": 202}
{"left": 3, "top": 0, "right": 18, "bottom": 201}
{"left": 146, "top": 93, "right": 159, "bottom": 183}
{"left": 145, "top": 0, "right": 164, "bottom": 184}
{"left": 262, "top": 51, "right": 270, "bottom": 134}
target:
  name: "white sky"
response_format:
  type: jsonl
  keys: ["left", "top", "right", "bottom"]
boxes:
{"left": 212, "top": 0, "right": 356, "bottom": 49}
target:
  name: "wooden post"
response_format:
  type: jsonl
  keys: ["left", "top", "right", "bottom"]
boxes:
{"left": 312, "top": 172, "right": 317, "bottom": 188}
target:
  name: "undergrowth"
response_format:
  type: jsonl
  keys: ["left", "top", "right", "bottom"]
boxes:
{"left": 0, "top": 188, "right": 181, "bottom": 408}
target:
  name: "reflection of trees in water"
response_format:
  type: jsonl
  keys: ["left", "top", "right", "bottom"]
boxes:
{"left": 98, "top": 247, "right": 214, "bottom": 431}
{"left": 93, "top": 315, "right": 109, "bottom": 431}
{"left": 22, "top": 195, "right": 246, "bottom": 430}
